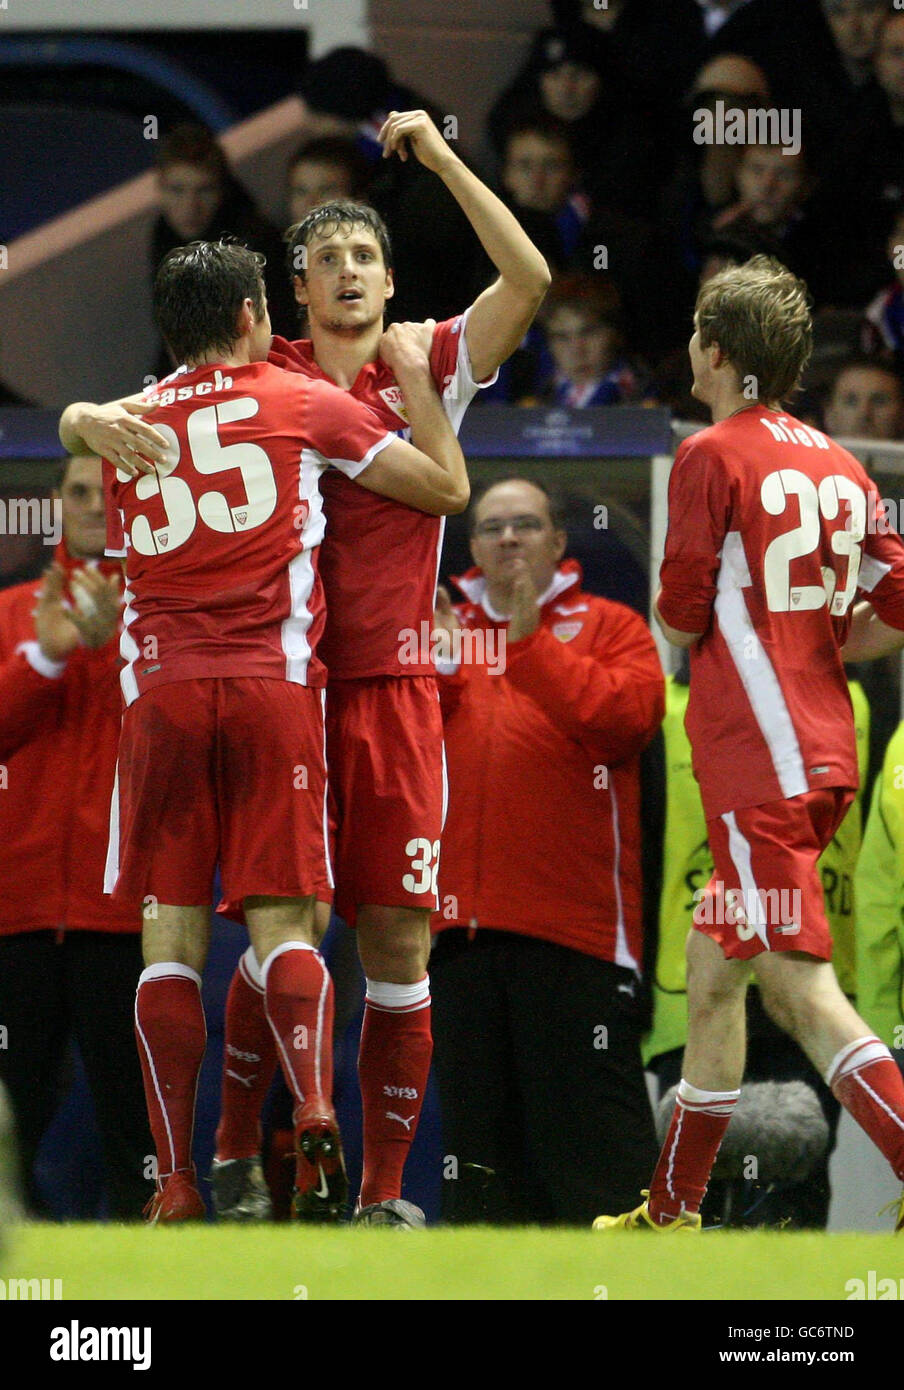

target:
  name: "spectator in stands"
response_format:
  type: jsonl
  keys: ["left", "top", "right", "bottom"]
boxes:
{"left": 835, "top": 12, "right": 904, "bottom": 297}
{"left": 285, "top": 136, "right": 371, "bottom": 225}
{"left": 823, "top": 357, "right": 904, "bottom": 440}
{"left": 499, "top": 117, "right": 588, "bottom": 267}
{"left": 0, "top": 454, "right": 152, "bottom": 1218}
{"left": 863, "top": 200, "right": 904, "bottom": 367}
{"left": 498, "top": 116, "right": 677, "bottom": 360}
{"left": 663, "top": 53, "right": 772, "bottom": 280}
{"left": 429, "top": 477, "right": 664, "bottom": 1224}
{"left": 706, "top": 141, "right": 842, "bottom": 302}
{"left": 822, "top": 0, "right": 888, "bottom": 89}
{"left": 151, "top": 123, "right": 295, "bottom": 371}
{"left": 487, "top": 23, "right": 662, "bottom": 220}
{"left": 524, "top": 274, "right": 645, "bottom": 407}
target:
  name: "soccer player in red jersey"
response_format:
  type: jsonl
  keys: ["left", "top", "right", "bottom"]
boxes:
{"left": 594, "top": 255, "right": 904, "bottom": 1233}
{"left": 85, "top": 240, "right": 468, "bottom": 1222}
{"left": 69, "top": 112, "right": 550, "bottom": 1226}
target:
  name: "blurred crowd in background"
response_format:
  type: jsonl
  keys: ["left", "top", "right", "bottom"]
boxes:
{"left": 7, "top": 0, "right": 904, "bottom": 442}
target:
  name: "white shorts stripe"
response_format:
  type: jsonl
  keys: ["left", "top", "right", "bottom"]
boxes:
{"left": 103, "top": 759, "right": 121, "bottom": 896}
{"left": 722, "top": 810, "right": 771, "bottom": 951}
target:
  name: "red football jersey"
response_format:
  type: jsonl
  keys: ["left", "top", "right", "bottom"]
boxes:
{"left": 659, "top": 406, "right": 904, "bottom": 817}
{"left": 268, "top": 307, "right": 494, "bottom": 679}
{"left": 104, "top": 360, "right": 394, "bottom": 705}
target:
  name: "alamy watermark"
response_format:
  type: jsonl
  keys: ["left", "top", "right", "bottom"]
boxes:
{"left": 0, "top": 497, "right": 61, "bottom": 546}
{"left": 693, "top": 102, "right": 801, "bottom": 157}
{"left": 399, "top": 621, "right": 506, "bottom": 675}
{"left": 693, "top": 882, "right": 803, "bottom": 942}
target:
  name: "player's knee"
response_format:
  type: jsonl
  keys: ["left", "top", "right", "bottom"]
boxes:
{"left": 356, "top": 915, "right": 430, "bottom": 982}
{"left": 757, "top": 976, "right": 809, "bottom": 1041}
{"left": 686, "top": 935, "right": 746, "bottom": 1013}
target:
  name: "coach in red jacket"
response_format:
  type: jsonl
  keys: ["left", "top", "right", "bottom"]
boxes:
{"left": 430, "top": 476, "right": 664, "bottom": 1224}
{"left": 0, "top": 454, "right": 151, "bottom": 1217}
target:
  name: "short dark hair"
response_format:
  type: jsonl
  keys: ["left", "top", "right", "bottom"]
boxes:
{"left": 468, "top": 477, "right": 567, "bottom": 536}
{"left": 153, "top": 239, "right": 267, "bottom": 366}
{"left": 502, "top": 114, "right": 575, "bottom": 162}
{"left": 285, "top": 199, "right": 393, "bottom": 282}
{"left": 830, "top": 355, "right": 903, "bottom": 395}
{"left": 156, "top": 123, "right": 229, "bottom": 182}
{"left": 541, "top": 273, "right": 624, "bottom": 336}
{"left": 287, "top": 137, "right": 371, "bottom": 195}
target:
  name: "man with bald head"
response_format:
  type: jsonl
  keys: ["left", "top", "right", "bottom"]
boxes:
{"left": 429, "top": 477, "right": 664, "bottom": 1224}
{"left": 0, "top": 454, "right": 151, "bottom": 1218}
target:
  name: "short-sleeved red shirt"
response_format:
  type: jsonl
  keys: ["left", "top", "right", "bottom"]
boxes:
{"left": 659, "top": 406, "right": 904, "bottom": 817}
{"left": 268, "top": 307, "right": 494, "bottom": 679}
{"left": 105, "top": 360, "right": 394, "bottom": 704}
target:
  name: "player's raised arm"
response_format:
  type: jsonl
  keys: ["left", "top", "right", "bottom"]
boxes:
{"left": 353, "top": 321, "right": 469, "bottom": 515}
{"left": 377, "top": 109, "right": 551, "bottom": 381}
{"left": 58, "top": 397, "right": 167, "bottom": 475}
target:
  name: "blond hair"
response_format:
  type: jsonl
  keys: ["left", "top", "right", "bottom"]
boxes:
{"left": 695, "top": 255, "right": 812, "bottom": 404}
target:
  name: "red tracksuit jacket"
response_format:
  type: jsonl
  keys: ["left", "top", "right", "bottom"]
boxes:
{"left": 0, "top": 543, "right": 135, "bottom": 934}
{"left": 433, "top": 560, "right": 665, "bottom": 967}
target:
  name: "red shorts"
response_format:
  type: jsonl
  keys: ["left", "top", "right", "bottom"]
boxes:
{"left": 693, "top": 787, "right": 855, "bottom": 960}
{"left": 106, "top": 677, "right": 331, "bottom": 909}
{"left": 325, "top": 675, "right": 446, "bottom": 926}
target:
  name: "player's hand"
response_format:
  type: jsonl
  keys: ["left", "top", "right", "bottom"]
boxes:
{"left": 378, "top": 320, "right": 436, "bottom": 379}
{"left": 74, "top": 399, "right": 167, "bottom": 477}
{"left": 33, "top": 564, "right": 81, "bottom": 663}
{"left": 432, "top": 585, "right": 461, "bottom": 662}
{"left": 377, "top": 110, "right": 457, "bottom": 175}
{"left": 68, "top": 567, "right": 123, "bottom": 649}
{"left": 506, "top": 562, "right": 540, "bottom": 643}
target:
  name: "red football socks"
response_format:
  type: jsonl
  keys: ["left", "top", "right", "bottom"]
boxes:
{"left": 648, "top": 1079, "right": 740, "bottom": 1225}
{"left": 134, "top": 963, "right": 207, "bottom": 1185}
{"left": 262, "top": 942, "right": 335, "bottom": 1119}
{"left": 827, "top": 1036, "right": 904, "bottom": 1180}
{"left": 215, "top": 946, "right": 277, "bottom": 1161}
{"left": 358, "top": 977, "right": 432, "bottom": 1207}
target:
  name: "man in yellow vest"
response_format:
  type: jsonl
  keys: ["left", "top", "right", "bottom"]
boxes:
{"left": 644, "top": 659, "right": 869, "bottom": 1226}
{"left": 854, "top": 721, "right": 904, "bottom": 1056}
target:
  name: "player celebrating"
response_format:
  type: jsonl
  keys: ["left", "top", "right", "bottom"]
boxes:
{"left": 595, "top": 255, "right": 904, "bottom": 1233}
{"left": 94, "top": 239, "right": 468, "bottom": 1222}
{"left": 70, "top": 112, "right": 551, "bottom": 1226}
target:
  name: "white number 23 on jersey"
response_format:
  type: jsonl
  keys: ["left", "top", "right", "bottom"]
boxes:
{"left": 761, "top": 468, "right": 866, "bottom": 616}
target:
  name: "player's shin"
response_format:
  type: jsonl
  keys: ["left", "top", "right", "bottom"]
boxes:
{"left": 259, "top": 942, "right": 346, "bottom": 1215}
{"left": 827, "top": 1037, "right": 904, "bottom": 1182}
{"left": 215, "top": 946, "right": 277, "bottom": 1161}
{"left": 358, "top": 977, "right": 433, "bottom": 1207}
{"left": 134, "top": 962, "right": 207, "bottom": 1188}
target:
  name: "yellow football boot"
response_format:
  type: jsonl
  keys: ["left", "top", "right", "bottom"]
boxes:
{"left": 592, "top": 1190, "right": 702, "bottom": 1232}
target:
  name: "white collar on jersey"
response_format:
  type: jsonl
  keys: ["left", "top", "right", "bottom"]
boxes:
{"left": 457, "top": 566, "right": 579, "bottom": 622}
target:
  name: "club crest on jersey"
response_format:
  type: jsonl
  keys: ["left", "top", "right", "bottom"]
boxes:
{"left": 234, "top": 510, "right": 248, "bottom": 527}
{"left": 379, "top": 386, "right": 410, "bottom": 423}
{"left": 157, "top": 531, "right": 169, "bottom": 549}
{"left": 552, "top": 620, "right": 582, "bottom": 642}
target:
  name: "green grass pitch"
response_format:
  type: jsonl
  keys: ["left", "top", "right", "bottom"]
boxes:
{"left": 3, "top": 1223, "right": 903, "bottom": 1300}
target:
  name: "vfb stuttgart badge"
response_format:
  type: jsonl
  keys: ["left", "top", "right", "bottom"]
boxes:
{"left": 552, "top": 621, "right": 582, "bottom": 642}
